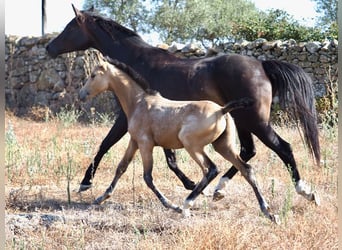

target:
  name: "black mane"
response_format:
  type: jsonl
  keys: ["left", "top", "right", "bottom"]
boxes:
{"left": 105, "top": 56, "right": 158, "bottom": 95}
{"left": 83, "top": 9, "right": 142, "bottom": 42}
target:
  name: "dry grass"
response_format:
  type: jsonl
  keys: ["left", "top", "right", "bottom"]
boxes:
{"left": 5, "top": 111, "right": 338, "bottom": 249}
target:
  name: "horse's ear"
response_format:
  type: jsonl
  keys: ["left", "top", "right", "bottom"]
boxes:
{"left": 72, "top": 4, "right": 85, "bottom": 24}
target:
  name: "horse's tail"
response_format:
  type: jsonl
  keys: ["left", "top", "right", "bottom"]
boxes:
{"left": 221, "top": 97, "right": 254, "bottom": 115}
{"left": 262, "top": 60, "right": 320, "bottom": 165}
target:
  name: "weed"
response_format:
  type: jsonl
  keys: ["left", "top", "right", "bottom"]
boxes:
{"left": 316, "top": 66, "right": 338, "bottom": 130}
{"left": 280, "top": 184, "right": 294, "bottom": 223}
{"left": 56, "top": 105, "right": 83, "bottom": 127}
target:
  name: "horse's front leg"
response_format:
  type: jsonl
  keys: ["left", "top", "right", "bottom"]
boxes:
{"left": 141, "top": 145, "right": 182, "bottom": 213}
{"left": 163, "top": 149, "right": 197, "bottom": 190}
{"left": 79, "top": 110, "right": 128, "bottom": 192}
{"left": 93, "top": 138, "right": 137, "bottom": 205}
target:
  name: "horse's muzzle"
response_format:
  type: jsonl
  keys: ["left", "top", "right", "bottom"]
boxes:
{"left": 46, "top": 44, "right": 58, "bottom": 58}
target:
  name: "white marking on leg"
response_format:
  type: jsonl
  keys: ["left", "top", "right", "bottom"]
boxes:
{"left": 182, "top": 199, "right": 194, "bottom": 218}
{"left": 215, "top": 176, "right": 230, "bottom": 191}
{"left": 295, "top": 179, "right": 320, "bottom": 205}
{"left": 296, "top": 180, "right": 311, "bottom": 195}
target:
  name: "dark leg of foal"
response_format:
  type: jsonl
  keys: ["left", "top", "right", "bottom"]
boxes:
{"left": 141, "top": 145, "right": 182, "bottom": 213}
{"left": 79, "top": 111, "right": 128, "bottom": 192}
{"left": 163, "top": 149, "right": 196, "bottom": 190}
{"left": 213, "top": 129, "right": 256, "bottom": 201}
{"left": 93, "top": 138, "right": 138, "bottom": 205}
{"left": 211, "top": 133, "right": 278, "bottom": 222}
{"left": 183, "top": 156, "right": 219, "bottom": 217}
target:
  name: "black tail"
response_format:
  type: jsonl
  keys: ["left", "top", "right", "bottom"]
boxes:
{"left": 262, "top": 60, "right": 320, "bottom": 165}
{"left": 221, "top": 97, "right": 254, "bottom": 115}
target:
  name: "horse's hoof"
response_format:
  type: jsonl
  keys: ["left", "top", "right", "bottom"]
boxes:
{"left": 78, "top": 184, "right": 92, "bottom": 193}
{"left": 212, "top": 190, "right": 225, "bottom": 202}
{"left": 271, "top": 214, "right": 281, "bottom": 225}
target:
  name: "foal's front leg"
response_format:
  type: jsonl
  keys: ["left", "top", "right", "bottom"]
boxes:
{"left": 93, "top": 139, "right": 138, "bottom": 205}
{"left": 140, "top": 144, "right": 182, "bottom": 213}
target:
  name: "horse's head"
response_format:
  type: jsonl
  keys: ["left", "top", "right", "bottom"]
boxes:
{"left": 46, "top": 4, "right": 95, "bottom": 58}
{"left": 79, "top": 62, "right": 110, "bottom": 101}
{"left": 47, "top": 4, "right": 147, "bottom": 60}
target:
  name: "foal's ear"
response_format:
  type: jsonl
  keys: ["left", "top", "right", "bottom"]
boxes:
{"left": 72, "top": 4, "right": 85, "bottom": 24}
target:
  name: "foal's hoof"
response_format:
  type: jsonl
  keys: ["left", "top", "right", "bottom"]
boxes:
{"left": 182, "top": 208, "right": 191, "bottom": 218}
{"left": 93, "top": 194, "right": 110, "bottom": 205}
{"left": 212, "top": 190, "right": 225, "bottom": 202}
{"left": 78, "top": 184, "right": 92, "bottom": 193}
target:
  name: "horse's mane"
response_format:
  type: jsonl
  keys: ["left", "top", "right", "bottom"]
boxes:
{"left": 83, "top": 9, "right": 142, "bottom": 42}
{"left": 105, "top": 56, "right": 158, "bottom": 95}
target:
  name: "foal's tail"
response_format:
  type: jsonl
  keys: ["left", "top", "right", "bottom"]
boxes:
{"left": 262, "top": 60, "right": 320, "bottom": 165}
{"left": 221, "top": 97, "right": 254, "bottom": 115}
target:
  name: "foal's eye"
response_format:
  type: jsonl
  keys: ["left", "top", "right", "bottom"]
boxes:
{"left": 91, "top": 73, "right": 96, "bottom": 79}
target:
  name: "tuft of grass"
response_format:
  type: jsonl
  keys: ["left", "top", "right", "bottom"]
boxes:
{"left": 56, "top": 105, "right": 83, "bottom": 127}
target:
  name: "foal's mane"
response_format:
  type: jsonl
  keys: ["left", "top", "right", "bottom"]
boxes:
{"left": 105, "top": 56, "right": 158, "bottom": 95}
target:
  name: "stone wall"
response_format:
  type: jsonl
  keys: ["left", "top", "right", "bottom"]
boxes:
{"left": 5, "top": 35, "right": 338, "bottom": 121}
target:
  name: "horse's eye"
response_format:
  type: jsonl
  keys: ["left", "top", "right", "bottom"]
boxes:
{"left": 91, "top": 73, "right": 96, "bottom": 79}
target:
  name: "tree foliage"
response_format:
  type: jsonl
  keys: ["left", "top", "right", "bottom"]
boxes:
{"left": 311, "top": 0, "right": 337, "bottom": 26}
{"left": 83, "top": 0, "right": 149, "bottom": 32}
{"left": 83, "top": 0, "right": 337, "bottom": 45}
{"left": 149, "top": 0, "right": 258, "bottom": 45}
{"left": 231, "top": 9, "right": 323, "bottom": 42}
{"left": 311, "top": 0, "right": 338, "bottom": 39}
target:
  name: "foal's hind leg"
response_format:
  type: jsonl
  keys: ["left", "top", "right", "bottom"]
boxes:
{"left": 181, "top": 148, "right": 219, "bottom": 217}
{"left": 163, "top": 149, "right": 197, "bottom": 190}
{"left": 212, "top": 132, "right": 278, "bottom": 222}
{"left": 213, "top": 128, "right": 256, "bottom": 201}
{"left": 93, "top": 138, "right": 138, "bottom": 205}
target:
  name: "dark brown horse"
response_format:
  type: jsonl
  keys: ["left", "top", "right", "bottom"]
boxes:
{"left": 46, "top": 5, "right": 320, "bottom": 205}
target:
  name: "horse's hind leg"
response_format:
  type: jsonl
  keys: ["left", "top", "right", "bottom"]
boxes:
{"left": 163, "top": 149, "right": 196, "bottom": 190}
{"left": 213, "top": 128, "right": 256, "bottom": 201}
{"left": 93, "top": 137, "right": 137, "bottom": 205}
{"left": 254, "top": 124, "right": 319, "bottom": 205}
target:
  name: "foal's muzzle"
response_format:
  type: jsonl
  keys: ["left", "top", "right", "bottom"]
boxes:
{"left": 79, "top": 89, "right": 89, "bottom": 101}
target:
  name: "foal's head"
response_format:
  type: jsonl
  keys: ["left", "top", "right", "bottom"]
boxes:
{"left": 79, "top": 62, "right": 114, "bottom": 101}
